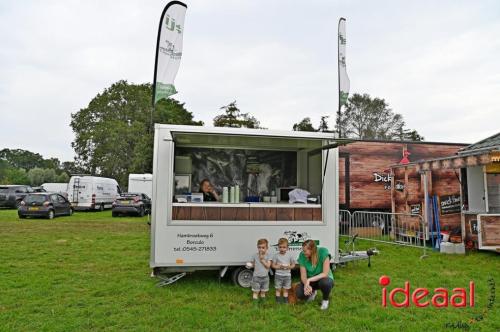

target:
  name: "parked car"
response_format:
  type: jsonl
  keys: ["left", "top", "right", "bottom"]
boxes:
{"left": 18, "top": 193, "right": 73, "bottom": 219}
{"left": 112, "top": 193, "right": 151, "bottom": 217}
{"left": 32, "top": 186, "right": 47, "bottom": 192}
{"left": 0, "top": 185, "right": 34, "bottom": 208}
{"left": 67, "top": 176, "right": 121, "bottom": 211}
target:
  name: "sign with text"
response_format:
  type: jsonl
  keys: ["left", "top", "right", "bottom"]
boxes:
{"left": 410, "top": 204, "right": 421, "bottom": 215}
{"left": 440, "top": 194, "right": 461, "bottom": 215}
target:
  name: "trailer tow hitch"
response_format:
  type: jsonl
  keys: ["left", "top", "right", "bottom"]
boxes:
{"left": 156, "top": 272, "right": 186, "bottom": 287}
{"left": 338, "top": 248, "right": 379, "bottom": 267}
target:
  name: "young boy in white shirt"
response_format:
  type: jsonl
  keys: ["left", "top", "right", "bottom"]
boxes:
{"left": 272, "top": 238, "right": 296, "bottom": 303}
{"left": 248, "top": 238, "right": 272, "bottom": 304}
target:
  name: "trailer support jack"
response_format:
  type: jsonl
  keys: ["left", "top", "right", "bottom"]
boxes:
{"left": 157, "top": 272, "right": 186, "bottom": 287}
{"left": 218, "top": 266, "right": 229, "bottom": 283}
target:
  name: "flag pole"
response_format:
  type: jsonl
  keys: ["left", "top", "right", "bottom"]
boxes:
{"left": 337, "top": 17, "right": 346, "bottom": 138}
{"left": 151, "top": 1, "right": 187, "bottom": 133}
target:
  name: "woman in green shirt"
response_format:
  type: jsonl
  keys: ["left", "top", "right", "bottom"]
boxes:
{"left": 295, "top": 239, "right": 334, "bottom": 310}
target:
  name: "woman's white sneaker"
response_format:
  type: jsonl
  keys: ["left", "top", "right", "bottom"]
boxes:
{"left": 320, "top": 300, "right": 329, "bottom": 310}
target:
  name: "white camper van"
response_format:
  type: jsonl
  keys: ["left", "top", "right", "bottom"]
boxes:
{"left": 128, "top": 174, "right": 153, "bottom": 197}
{"left": 68, "top": 176, "right": 121, "bottom": 211}
{"left": 151, "top": 124, "right": 350, "bottom": 286}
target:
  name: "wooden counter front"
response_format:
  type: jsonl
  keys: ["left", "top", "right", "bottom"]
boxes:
{"left": 172, "top": 203, "right": 322, "bottom": 221}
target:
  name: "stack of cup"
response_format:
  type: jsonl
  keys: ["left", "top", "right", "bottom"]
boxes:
{"left": 230, "top": 186, "right": 235, "bottom": 203}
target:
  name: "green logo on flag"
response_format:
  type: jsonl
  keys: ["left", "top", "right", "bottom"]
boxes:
{"left": 339, "top": 34, "right": 346, "bottom": 45}
{"left": 339, "top": 91, "right": 349, "bottom": 106}
{"left": 165, "top": 15, "right": 182, "bottom": 33}
{"left": 155, "top": 82, "right": 177, "bottom": 104}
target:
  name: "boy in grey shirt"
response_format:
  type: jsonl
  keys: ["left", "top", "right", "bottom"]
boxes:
{"left": 247, "top": 238, "right": 272, "bottom": 304}
{"left": 271, "top": 238, "right": 296, "bottom": 303}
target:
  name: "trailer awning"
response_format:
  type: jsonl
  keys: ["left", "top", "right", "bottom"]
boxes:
{"left": 171, "top": 132, "right": 332, "bottom": 150}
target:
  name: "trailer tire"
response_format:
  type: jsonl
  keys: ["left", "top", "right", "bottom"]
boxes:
{"left": 232, "top": 267, "right": 253, "bottom": 288}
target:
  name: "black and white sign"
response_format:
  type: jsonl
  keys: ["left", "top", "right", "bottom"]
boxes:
{"left": 410, "top": 203, "right": 421, "bottom": 215}
{"left": 440, "top": 194, "right": 461, "bottom": 215}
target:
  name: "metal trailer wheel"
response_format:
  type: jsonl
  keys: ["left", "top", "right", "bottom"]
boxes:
{"left": 232, "top": 267, "right": 253, "bottom": 288}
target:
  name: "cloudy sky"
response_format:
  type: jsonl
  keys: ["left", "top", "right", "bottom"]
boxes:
{"left": 1, "top": 0, "right": 499, "bottom": 161}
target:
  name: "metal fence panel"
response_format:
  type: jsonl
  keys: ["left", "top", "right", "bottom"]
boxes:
{"left": 339, "top": 210, "right": 427, "bottom": 257}
{"left": 339, "top": 209, "right": 352, "bottom": 236}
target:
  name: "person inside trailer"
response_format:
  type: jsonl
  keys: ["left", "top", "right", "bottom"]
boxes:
{"left": 199, "top": 179, "right": 219, "bottom": 202}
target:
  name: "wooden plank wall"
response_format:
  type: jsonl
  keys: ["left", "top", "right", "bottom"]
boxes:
{"left": 480, "top": 215, "right": 500, "bottom": 247}
{"left": 172, "top": 206, "right": 322, "bottom": 221}
{"left": 339, "top": 141, "right": 465, "bottom": 210}
{"left": 392, "top": 165, "right": 462, "bottom": 230}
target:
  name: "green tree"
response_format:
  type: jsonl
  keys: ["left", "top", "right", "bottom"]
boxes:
{"left": 27, "top": 168, "right": 57, "bottom": 186}
{"left": 318, "top": 116, "right": 330, "bottom": 132}
{"left": 70, "top": 80, "right": 202, "bottom": 187}
{"left": 0, "top": 160, "right": 10, "bottom": 183}
{"left": 398, "top": 129, "right": 424, "bottom": 141}
{"left": 42, "top": 158, "right": 61, "bottom": 170}
{"left": 3, "top": 168, "right": 30, "bottom": 185}
{"left": 339, "top": 93, "right": 423, "bottom": 140}
{"left": 293, "top": 117, "right": 316, "bottom": 132}
{"left": 0, "top": 149, "right": 45, "bottom": 170}
{"left": 213, "top": 101, "right": 262, "bottom": 128}
{"left": 61, "top": 161, "right": 84, "bottom": 176}
{"left": 56, "top": 172, "right": 70, "bottom": 183}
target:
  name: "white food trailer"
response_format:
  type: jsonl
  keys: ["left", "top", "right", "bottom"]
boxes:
{"left": 150, "top": 124, "right": 369, "bottom": 286}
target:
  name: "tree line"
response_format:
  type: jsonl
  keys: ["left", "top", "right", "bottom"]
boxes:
{"left": 0, "top": 149, "right": 76, "bottom": 186}
{"left": 2, "top": 80, "right": 424, "bottom": 189}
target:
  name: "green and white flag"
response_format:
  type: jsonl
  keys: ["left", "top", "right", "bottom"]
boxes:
{"left": 153, "top": 1, "right": 187, "bottom": 105}
{"left": 338, "top": 18, "right": 350, "bottom": 106}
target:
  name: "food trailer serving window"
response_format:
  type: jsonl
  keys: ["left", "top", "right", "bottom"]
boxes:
{"left": 169, "top": 132, "right": 328, "bottom": 223}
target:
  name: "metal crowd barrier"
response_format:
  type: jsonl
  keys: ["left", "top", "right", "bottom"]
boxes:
{"left": 339, "top": 210, "right": 427, "bottom": 258}
{"left": 339, "top": 209, "right": 352, "bottom": 236}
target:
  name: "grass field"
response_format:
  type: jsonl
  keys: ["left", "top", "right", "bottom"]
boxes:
{"left": 0, "top": 209, "right": 498, "bottom": 332}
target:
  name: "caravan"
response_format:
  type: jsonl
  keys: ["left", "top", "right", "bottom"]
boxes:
{"left": 68, "top": 176, "right": 121, "bottom": 211}
{"left": 128, "top": 174, "right": 153, "bottom": 197}
{"left": 41, "top": 183, "right": 69, "bottom": 198}
{"left": 151, "top": 125, "right": 341, "bottom": 286}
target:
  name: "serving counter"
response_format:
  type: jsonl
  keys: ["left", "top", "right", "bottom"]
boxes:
{"left": 172, "top": 202, "right": 322, "bottom": 221}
